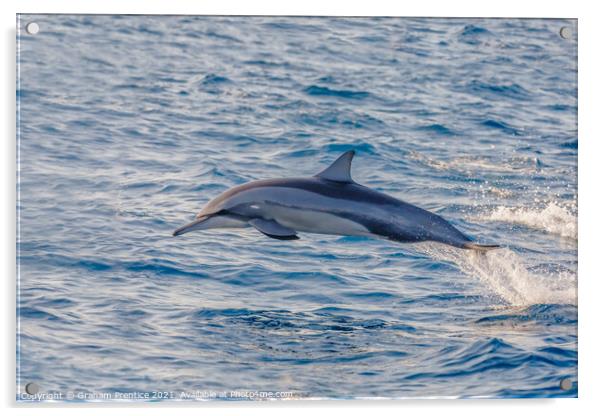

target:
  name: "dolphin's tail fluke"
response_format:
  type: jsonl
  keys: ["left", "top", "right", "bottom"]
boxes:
{"left": 463, "top": 242, "right": 500, "bottom": 252}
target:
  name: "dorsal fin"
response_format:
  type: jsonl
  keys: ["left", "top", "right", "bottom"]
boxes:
{"left": 315, "top": 150, "right": 355, "bottom": 183}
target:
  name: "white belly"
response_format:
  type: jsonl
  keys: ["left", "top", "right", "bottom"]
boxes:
{"left": 266, "top": 205, "right": 371, "bottom": 237}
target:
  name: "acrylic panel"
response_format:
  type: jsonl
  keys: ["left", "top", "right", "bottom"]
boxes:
{"left": 16, "top": 15, "right": 578, "bottom": 401}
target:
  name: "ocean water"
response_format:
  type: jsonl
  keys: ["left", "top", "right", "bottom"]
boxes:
{"left": 17, "top": 16, "right": 577, "bottom": 400}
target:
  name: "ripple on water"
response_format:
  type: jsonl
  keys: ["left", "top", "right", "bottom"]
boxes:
{"left": 304, "top": 85, "right": 371, "bottom": 100}
{"left": 481, "top": 118, "right": 523, "bottom": 135}
{"left": 458, "top": 24, "right": 494, "bottom": 45}
{"left": 415, "top": 123, "right": 456, "bottom": 136}
{"left": 467, "top": 80, "right": 531, "bottom": 101}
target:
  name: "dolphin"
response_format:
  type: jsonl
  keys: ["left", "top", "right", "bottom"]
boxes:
{"left": 173, "top": 150, "right": 499, "bottom": 251}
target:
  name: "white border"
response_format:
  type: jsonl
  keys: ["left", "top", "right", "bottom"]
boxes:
{"left": 3, "top": 1, "right": 601, "bottom": 415}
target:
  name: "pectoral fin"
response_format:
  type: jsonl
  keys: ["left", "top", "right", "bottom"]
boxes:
{"left": 249, "top": 218, "right": 299, "bottom": 240}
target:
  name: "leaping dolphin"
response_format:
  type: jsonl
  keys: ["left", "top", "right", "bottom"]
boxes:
{"left": 173, "top": 150, "right": 499, "bottom": 251}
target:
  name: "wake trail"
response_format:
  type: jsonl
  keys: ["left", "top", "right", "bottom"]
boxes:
{"left": 476, "top": 202, "right": 577, "bottom": 240}
{"left": 419, "top": 243, "right": 577, "bottom": 307}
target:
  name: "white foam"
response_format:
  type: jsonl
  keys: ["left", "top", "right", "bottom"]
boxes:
{"left": 478, "top": 202, "right": 577, "bottom": 239}
{"left": 419, "top": 244, "right": 577, "bottom": 307}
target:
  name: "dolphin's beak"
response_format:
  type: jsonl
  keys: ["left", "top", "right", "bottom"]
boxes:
{"left": 172, "top": 216, "right": 209, "bottom": 237}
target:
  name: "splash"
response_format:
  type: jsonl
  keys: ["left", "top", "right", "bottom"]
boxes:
{"left": 478, "top": 202, "right": 577, "bottom": 239}
{"left": 420, "top": 244, "right": 577, "bottom": 307}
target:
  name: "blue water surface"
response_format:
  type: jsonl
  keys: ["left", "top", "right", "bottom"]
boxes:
{"left": 17, "top": 16, "right": 577, "bottom": 400}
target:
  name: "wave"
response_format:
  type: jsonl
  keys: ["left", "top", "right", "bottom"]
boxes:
{"left": 415, "top": 123, "right": 456, "bottom": 136}
{"left": 481, "top": 119, "right": 522, "bottom": 135}
{"left": 458, "top": 24, "right": 494, "bottom": 45}
{"left": 460, "top": 24, "right": 492, "bottom": 37}
{"left": 200, "top": 73, "right": 231, "bottom": 85}
{"left": 420, "top": 244, "right": 576, "bottom": 307}
{"left": 478, "top": 202, "right": 577, "bottom": 239}
{"left": 468, "top": 80, "right": 531, "bottom": 101}
{"left": 304, "top": 85, "right": 370, "bottom": 100}
{"left": 476, "top": 304, "right": 577, "bottom": 326}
